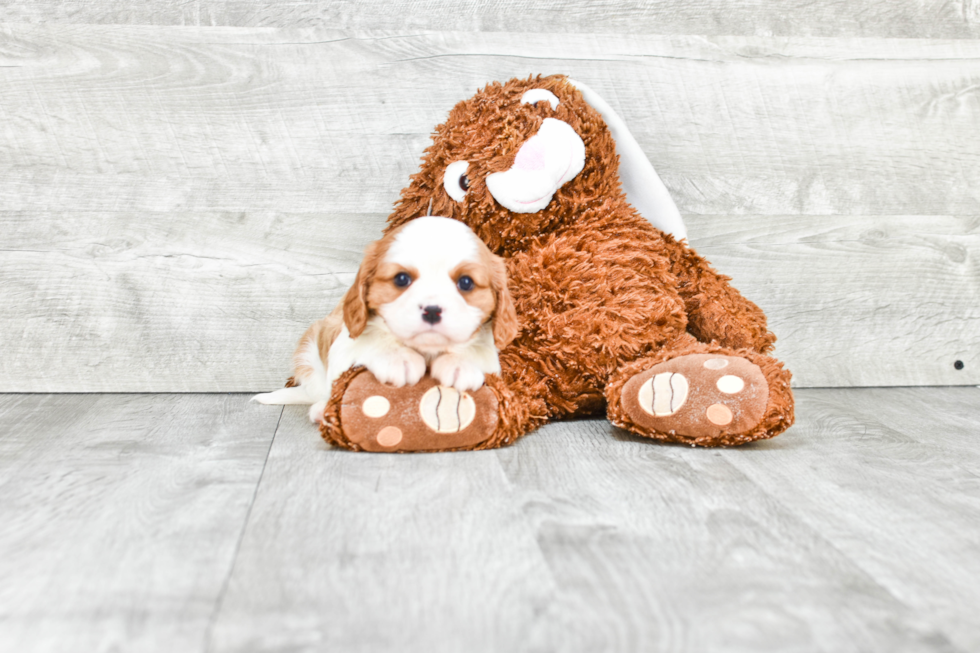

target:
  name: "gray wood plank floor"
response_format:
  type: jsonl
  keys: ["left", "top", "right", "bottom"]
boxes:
{"left": 0, "top": 394, "right": 281, "bottom": 653}
{"left": 2, "top": 388, "right": 978, "bottom": 652}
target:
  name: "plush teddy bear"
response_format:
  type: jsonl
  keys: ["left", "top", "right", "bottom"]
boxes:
{"left": 320, "top": 74, "right": 794, "bottom": 452}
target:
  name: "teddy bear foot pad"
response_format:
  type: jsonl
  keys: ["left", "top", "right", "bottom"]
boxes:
{"left": 621, "top": 354, "right": 769, "bottom": 442}
{"left": 339, "top": 371, "right": 499, "bottom": 452}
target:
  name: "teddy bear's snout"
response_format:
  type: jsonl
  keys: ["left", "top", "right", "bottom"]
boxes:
{"left": 485, "top": 118, "right": 585, "bottom": 214}
{"left": 513, "top": 138, "right": 547, "bottom": 171}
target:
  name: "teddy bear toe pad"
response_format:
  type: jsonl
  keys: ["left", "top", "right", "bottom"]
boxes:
{"left": 339, "top": 371, "right": 498, "bottom": 452}
{"left": 622, "top": 354, "right": 769, "bottom": 441}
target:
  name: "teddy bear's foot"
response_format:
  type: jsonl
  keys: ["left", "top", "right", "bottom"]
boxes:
{"left": 616, "top": 353, "right": 784, "bottom": 446}
{"left": 325, "top": 369, "right": 501, "bottom": 452}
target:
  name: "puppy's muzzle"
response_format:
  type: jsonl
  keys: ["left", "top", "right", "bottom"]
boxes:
{"left": 422, "top": 305, "right": 443, "bottom": 325}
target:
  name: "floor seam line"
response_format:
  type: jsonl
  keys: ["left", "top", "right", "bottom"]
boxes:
{"left": 202, "top": 404, "right": 284, "bottom": 653}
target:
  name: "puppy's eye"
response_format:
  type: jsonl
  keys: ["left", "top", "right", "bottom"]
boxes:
{"left": 393, "top": 272, "right": 412, "bottom": 288}
{"left": 443, "top": 160, "right": 470, "bottom": 202}
{"left": 457, "top": 275, "right": 474, "bottom": 292}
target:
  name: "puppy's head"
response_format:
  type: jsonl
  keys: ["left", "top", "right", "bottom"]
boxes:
{"left": 343, "top": 216, "right": 518, "bottom": 353}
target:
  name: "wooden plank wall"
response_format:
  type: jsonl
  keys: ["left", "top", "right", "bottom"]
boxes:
{"left": 1, "top": 3, "right": 977, "bottom": 391}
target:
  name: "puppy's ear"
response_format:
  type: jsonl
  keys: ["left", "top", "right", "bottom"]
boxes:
{"left": 488, "top": 252, "right": 519, "bottom": 350}
{"left": 343, "top": 240, "right": 382, "bottom": 338}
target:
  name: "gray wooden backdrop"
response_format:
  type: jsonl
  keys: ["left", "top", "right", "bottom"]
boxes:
{"left": 1, "top": 2, "right": 978, "bottom": 392}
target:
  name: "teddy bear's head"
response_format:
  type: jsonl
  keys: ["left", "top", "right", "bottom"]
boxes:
{"left": 385, "top": 74, "right": 685, "bottom": 256}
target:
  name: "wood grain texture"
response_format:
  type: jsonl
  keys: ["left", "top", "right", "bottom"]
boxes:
{"left": 4, "top": 211, "right": 976, "bottom": 391}
{"left": 689, "top": 213, "right": 980, "bottom": 388}
{"left": 0, "top": 393, "right": 280, "bottom": 653}
{"left": 1, "top": 26, "right": 977, "bottom": 391}
{"left": 720, "top": 387, "right": 980, "bottom": 652}
{"left": 0, "top": 28, "right": 978, "bottom": 217}
{"left": 208, "top": 406, "right": 558, "bottom": 653}
{"left": 2, "top": 389, "right": 978, "bottom": 652}
{"left": 3, "top": 1, "right": 980, "bottom": 39}
{"left": 210, "top": 388, "right": 980, "bottom": 653}
{"left": 0, "top": 210, "right": 383, "bottom": 392}
{"left": 842, "top": 386, "right": 980, "bottom": 470}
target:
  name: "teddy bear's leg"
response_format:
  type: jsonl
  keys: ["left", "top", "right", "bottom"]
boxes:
{"left": 318, "top": 363, "right": 546, "bottom": 453}
{"left": 605, "top": 336, "right": 794, "bottom": 446}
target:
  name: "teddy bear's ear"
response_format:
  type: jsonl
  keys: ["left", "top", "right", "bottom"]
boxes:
{"left": 567, "top": 78, "right": 688, "bottom": 242}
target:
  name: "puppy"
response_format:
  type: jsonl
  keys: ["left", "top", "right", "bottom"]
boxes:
{"left": 253, "top": 216, "right": 518, "bottom": 423}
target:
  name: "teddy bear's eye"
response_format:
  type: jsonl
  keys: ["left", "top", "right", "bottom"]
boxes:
{"left": 521, "top": 88, "right": 560, "bottom": 110}
{"left": 443, "top": 160, "right": 470, "bottom": 202}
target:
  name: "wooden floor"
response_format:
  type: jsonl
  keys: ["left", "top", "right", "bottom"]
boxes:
{"left": 0, "top": 388, "right": 977, "bottom": 652}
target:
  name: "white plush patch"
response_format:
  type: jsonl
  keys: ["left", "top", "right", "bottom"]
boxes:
{"left": 485, "top": 118, "right": 585, "bottom": 213}
{"left": 443, "top": 160, "right": 470, "bottom": 202}
{"left": 567, "top": 78, "right": 687, "bottom": 241}
{"left": 361, "top": 395, "right": 391, "bottom": 418}
{"left": 717, "top": 375, "right": 745, "bottom": 394}
{"left": 521, "top": 88, "right": 560, "bottom": 110}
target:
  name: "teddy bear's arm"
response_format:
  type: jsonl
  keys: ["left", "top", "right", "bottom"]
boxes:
{"left": 665, "top": 239, "right": 777, "bottom": 354}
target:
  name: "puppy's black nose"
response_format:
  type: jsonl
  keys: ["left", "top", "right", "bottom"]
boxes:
{"left": 422, "top": 305, "right": 442, "bottom": 324}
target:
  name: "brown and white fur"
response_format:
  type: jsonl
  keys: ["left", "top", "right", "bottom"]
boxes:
{"left": 253, "top": 216, "right": 518, "bottom": 423}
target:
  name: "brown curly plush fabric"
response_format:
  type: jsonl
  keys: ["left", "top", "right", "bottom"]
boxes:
{"left": 321, "top": 74, "right": 794, "bottom": 450}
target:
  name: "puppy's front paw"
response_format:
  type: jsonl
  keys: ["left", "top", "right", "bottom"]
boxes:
{"left": 365, "top": 349, "right": 427, "bottom": 387}
{"left": 431, "top": 353, "right": 486, "bottom": 392}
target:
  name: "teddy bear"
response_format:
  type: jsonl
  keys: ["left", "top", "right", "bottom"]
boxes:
{"left": 319, "top": 74, "right": 794, "bottom": 452}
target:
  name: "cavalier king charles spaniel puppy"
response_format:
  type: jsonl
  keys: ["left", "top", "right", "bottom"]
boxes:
{"left": 253, "top": 216, "right": 517, "bottom": 422}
